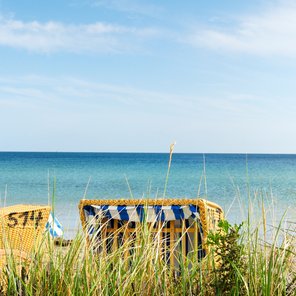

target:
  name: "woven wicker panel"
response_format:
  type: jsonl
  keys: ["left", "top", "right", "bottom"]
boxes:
{"left": 0, "top": 205, "right": 51, "bottom": 267}
{"left": 206, "top": 201, "right": 224, "bottom": 231}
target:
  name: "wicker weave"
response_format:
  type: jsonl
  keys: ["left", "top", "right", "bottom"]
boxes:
{"left": 79, "top": 198, "right": 224, "bottom": 256}
{"left": 0, "top": 204, "right": 51, "bottom": 268}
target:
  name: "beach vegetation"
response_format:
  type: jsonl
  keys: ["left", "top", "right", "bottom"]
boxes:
{"left": 0, "top": 201, "right": 295, "bottom": 295}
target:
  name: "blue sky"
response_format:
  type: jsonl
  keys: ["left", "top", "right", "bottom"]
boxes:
{"left": 0, "top": 0, "right": 296, "bottom": 153}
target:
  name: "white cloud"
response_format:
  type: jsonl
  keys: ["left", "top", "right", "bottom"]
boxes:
{"left": 188, "top": 1, "right": 296, "bottom": 56}
{"left": 0, "top": 75, "right": 281, "bottom": 120}
{"left": 0, "top": 75, "right": 198, "bottom": 110}
{"left": 1, "top": 75, "right": 295, "bottom": 152}
{"left": 0, "top": 16, "right": 160, "bottom": 53}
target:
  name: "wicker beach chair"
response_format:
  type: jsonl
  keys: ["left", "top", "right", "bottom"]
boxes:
{"left": 0, "top": 204, "right": 51, "bottom": 268}
{"left": 79, "top": 198, "right": 224, "bottom": 268}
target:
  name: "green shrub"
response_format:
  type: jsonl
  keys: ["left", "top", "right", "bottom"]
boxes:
{"left": 207, "top": 220, "right": 247, "bottom": 295}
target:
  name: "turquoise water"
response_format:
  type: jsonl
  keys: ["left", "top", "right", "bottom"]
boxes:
{"left": 0, "top": 152, "right": 295, "bottom": 237}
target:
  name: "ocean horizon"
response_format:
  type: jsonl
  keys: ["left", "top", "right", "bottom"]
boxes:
{"left": 1, "top": 152, "right": 295, "bottom": 238}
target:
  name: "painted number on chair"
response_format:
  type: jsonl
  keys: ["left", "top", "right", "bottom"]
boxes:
{"left": 7, "top": 211, "right": 44, "bottom": 228}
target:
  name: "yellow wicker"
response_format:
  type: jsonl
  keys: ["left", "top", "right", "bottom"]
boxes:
{"left": 79, "top": 198, "right": 224, "bottom": 260}
{"left": 0, "top": 204, "right": 51, "bottom": 268}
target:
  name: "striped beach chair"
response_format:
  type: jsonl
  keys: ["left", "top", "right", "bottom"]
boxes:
{"left": 79, "top": 199, "right": 224, "bottom": 267}
{"left": 0, "top": 205, "right": 64, "bottom": 269}
{"left": 0, "top": 205, "right": 51, "bottom": 269}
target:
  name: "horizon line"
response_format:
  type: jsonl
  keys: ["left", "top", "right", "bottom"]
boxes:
{"left": 0, "top": 150, "right": 296, "bottom": 155}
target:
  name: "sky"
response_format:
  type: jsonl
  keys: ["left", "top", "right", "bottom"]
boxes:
{"left": 0, "top": 0, "right": 296, "bottom": 153}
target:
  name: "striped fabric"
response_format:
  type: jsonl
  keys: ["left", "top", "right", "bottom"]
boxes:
{"left": 46, "top": 212, "right": 64, "bottom": 238}
{"left": 84, "top": 204, "right": 202, "bottom": 234}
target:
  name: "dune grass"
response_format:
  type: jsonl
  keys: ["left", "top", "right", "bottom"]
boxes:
{"left": 0, "top": 198, "right": 295, "bottom": 296}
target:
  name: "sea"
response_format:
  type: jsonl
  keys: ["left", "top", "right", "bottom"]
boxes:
{"left": 0, "top": 152, "right": 295, "bottom": 238}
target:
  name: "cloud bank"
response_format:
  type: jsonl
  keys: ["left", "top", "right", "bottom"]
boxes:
{"left": 189, "top": 2, "right": 296, "bottom": 56}
{"left": 0, "top": 16, "right": 160, "bottom": 53}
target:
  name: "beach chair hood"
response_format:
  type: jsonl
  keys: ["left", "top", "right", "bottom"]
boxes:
{"left": 83, "top": 204, "right": 201, "bottom": 223}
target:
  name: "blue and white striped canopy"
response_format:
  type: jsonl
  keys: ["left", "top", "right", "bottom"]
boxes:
{"left": 84, "top": 204, "right": 201, "bottom": 223}
{"left": 46, "top": 212, "right": 64, "bottom": 238}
